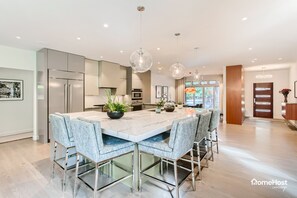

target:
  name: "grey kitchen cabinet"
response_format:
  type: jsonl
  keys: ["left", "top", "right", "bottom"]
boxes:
{"left": 47, "top": 49, "right": 67, "bottom": 70}
{"left": 98, "top": 61, "right": 121, "bottom": 88}
{"left": 68, "top": 53, "right": 85, "bottom": 73}
{"left": 116, "top": 66, "right": 127, "bottom": 95}
{"left": 85, "top": 59, "right": 99, "bottom": 96}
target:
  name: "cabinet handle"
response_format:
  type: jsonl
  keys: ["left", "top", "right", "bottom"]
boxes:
{"left": 64, "top": 84, "right": 67, "bottom": 113}
{"left": 69, "top": 84, "right": 72, "bottom": 113}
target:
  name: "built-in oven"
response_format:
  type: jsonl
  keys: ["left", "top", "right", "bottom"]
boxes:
{"left": 131, "top": 89, "right": 143, "bottom": 100}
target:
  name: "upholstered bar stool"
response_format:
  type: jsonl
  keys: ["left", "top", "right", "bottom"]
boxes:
{"left": 208, "top": 109, "right": 220, "bottom": 161}
{"left": 194, "top": 112, "right": 212, "bottom": 175}
{"left": 71, "top": 118, "right": 135, "bottom": 198}
{"left": 138, "top": 117, "right": 198, "bottom": 198}
{"left": 49, "top": 113, "right": 76, "bottom": 190}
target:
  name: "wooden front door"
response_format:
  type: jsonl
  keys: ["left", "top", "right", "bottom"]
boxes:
{"left": 253, "top": 83, "right": 273, "bottom": 118}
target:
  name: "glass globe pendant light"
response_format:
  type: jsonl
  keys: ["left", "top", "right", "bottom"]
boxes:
{"left": 130, "top": 6, "right": 153, "bottom": 73}
{"left": 170, "top": 33, "right": 185, "bottom": 79}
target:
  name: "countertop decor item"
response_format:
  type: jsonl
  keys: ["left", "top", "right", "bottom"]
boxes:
{"left": 104, "top": 90, "right": 128, "bottom": 119}
{"left": 130, "top": 6, "right": 153, "bottom": 73}
{"left": 155, "top": 98, "right": 165, "bottom": 113}
{"left": 185, "top": 87, "right": 196, "bottom": 94}
{"left": 177, "top": 102, "right": 183, "bottom": 109}
{"left": 279, "top": 88, "right": 291, "bottom": 103}
{"left": 164, "top": 101, "right": 175, "bottom": 112}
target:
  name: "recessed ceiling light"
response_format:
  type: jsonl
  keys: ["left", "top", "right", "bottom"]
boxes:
{"left": 76, "top": 37, "right": 81, "bottom": 40}
{"left": 248, "top": 47, "right": 253, "bottom": 51}
{"left": 157, "top": 48, "right": 160, "bottom": 51}
{"left": 100, "top": 56, "right": 103, "bottom": 59}
{"left": 157, "top": 61, "right": 160, "bottom": 64}
{"left": 16, "top": 36, "right": 21, "bottom": 39}
{"left": 253, "top": 58, "right": 257, "bottom": 61}
{"left": 278, "top": 57, "right": 283, "bottom": 61}
{"left": 251, "top": 60, "right": 255, "bottom": 63}
{"left": 103, "top": 24, "right": 109, "bottom": 28}
{"left": 120, "top": 50, "right": 124, "bottom": 54}
{"left": 242, "top": 17, "right": 248, "bottom": 21}
{"left": 202, "top": 66, "right": 206, "bottom": 68}
{"left": 157, "top": 67, "right": 163, "bottom": 71}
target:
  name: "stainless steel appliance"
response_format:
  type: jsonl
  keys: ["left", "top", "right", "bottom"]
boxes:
{"left": 49, "top": 70, "right": 84, "bottom": 114}
{"left": 131, "top": 89, "right": 143, "bottom": 100}
{"left": 131, "top": 89, "right": 143, "bottom": 111}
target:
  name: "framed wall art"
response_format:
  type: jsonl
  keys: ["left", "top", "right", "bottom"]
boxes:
{"left": 0, "top": 79, "right": 23, "bottom": 101}
{"left": 162, "top": 86, "right": 168, "bottom": 99}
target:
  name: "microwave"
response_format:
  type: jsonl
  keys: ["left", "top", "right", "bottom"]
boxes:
{"left": 131, "top": 89, "right": 143, "bottom": 99}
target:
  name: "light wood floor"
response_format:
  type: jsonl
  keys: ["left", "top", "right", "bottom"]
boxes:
{"left": 0, "top": 118, "right": 297, "bottom": 198}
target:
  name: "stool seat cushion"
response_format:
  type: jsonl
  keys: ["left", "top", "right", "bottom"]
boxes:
{"left": 101, "top": 135, "right": 135, "bottom": 154}
{"left": 139, "top": 132, "right": 172, "bottom": 154}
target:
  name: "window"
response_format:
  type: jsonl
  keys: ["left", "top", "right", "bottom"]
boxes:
{"left": 185, "top": 80, "right": 220, "bottom": 109}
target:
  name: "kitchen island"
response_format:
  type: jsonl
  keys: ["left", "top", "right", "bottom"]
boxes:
{"left": 65, "top": 108, "right": 207, "bottom": 190}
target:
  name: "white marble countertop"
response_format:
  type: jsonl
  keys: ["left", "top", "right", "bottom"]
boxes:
{"left": 67, "top": 108, "right": 207, "bottom": 142}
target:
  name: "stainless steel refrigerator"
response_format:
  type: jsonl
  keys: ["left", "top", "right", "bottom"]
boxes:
{"left": 47, "top": 70, "right": 84, "bottom": 141}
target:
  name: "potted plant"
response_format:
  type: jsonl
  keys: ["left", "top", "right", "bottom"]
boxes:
{"left": 155, "top": 99, "right": 165, "bottom": 113}
{"left": 177, "top": 101, "right": 183, "bottom": 109}
{"left": 104, "top": 90, "right": 128, "bottom": 119}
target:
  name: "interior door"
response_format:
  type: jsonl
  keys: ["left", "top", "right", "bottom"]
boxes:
{"left": 68, "top": 79, "right": 84, "bottom": 113}
{"left": 253, "top": 82, "right": 273, "bottom": 118}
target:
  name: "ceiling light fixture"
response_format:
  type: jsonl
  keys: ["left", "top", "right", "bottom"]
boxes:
{"left": 76, "top": 37, "right": 81, "bottom": 40}
{"left": 256, "top": 66, "right": 273, "bottom": 79}
{"left": 170, "top": 33, "right": 185, "bottom": 79}
{"left": 242, "top": 17, "right": 248, "bottom": 21}
{"left": 120, "top": 50, "right": 124, "bottom": 54}
{"left": 157, "top": 47, "right": 160, "bottom": 51}
{"left": 103, "top": 23, "right": 109, "bottom": 28}
{"left": 100, "top": 56, "right": 103, "bottom": 59}
{"left": 16, "top": 36, "right": 21, "bottom": 39}
{"left": 248, "top": 47, "right": 253, "bottom": 51}
{"left": 278, "top": 57, "right": 283, "bottom": 61}
{"left": 130, "top": 6, "right": 153, "bottom": 73}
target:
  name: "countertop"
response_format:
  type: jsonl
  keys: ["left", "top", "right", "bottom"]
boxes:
{"left": 66, "top": 108, "right": 207, "bottom": 142}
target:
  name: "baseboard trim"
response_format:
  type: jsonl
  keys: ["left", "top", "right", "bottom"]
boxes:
{"left": 0, "top": 130, "right": 33, "bottom": 143}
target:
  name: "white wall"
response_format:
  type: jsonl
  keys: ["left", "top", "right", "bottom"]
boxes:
{"left": 150, "top": 72, "right": 175, "bottom": 104}
{"left": 0, "top": 45, "right": 36, "bottom": 141}
{"left": 244, "top": 68, "right": 290, "bottom": 119}
{"left": 289, "top": 63, "right": 297, "bottom": 103}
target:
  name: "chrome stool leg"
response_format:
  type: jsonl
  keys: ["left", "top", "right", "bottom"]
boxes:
{"left": 138, "top": 152, "right": 142, "bottom": 191}
{"left": 215, "top": 128, "right": 219, "bottom": 153}
{"left": 94, "top": 163, "right": 99, "bottom": 198}
{"left": 74, "top": 154, "right": 80, "bottom": 197}
{"left": 174, "top": 160, "right": 179, "bottom": 198}
{"left": 62, "top": 148, "right": 69, "bottom": 191}
{"left": 190, "top": 149, "right": 196, "bottom": 191}
{"left": 52, "top": 141, "right": 57, "bottom": 178}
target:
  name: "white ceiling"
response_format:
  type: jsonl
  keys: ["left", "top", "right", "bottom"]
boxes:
{"left": 0, "top": 0, "right": 297, "bottom": 75}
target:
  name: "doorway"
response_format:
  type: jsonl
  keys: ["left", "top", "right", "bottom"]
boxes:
{"left": 253, "top": 82, "right": 273, "bottom": 118}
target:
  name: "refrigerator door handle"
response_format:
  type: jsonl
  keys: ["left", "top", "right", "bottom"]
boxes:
{"left": 64, "top": 84, "right": 67, "bottom": 113}
{"left": 69, "top": 84, "right": 72, "bottom": 113}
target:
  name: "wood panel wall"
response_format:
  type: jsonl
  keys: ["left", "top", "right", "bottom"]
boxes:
{"left": 226, "top": 65, "right": 244, "bottom": 125}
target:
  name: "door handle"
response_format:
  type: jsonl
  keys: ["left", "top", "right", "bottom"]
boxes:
{"left": 69, "top": 84, "right": 72, "bottom": 113}
{"left": 64, "top": 84, "right": 67, "bottom": 113}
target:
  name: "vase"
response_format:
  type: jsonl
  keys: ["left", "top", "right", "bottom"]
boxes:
{"left": 107, "top": 111, "right": 124, "bottom": 119}
{"left": 155, "top": 108, "right": 161, "bottom": 113}
{"left": 177, "top": 104, "right": 183, "bottom": 109}
{"left": 283, "top": 93, "right": 288, "bottom": 103}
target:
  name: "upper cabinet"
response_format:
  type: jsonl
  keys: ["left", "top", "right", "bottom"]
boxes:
{"left": 47, "top": 49, "right": 85, "bottom": 73}
{"left": 68, "top": 53, "right": 85, "bottom": 73}
{"left": 85, "top": 59, "right": 99, "bottom": 96}
{"left": 98, "top": 61, "right": 121, "bottom": 88}
{"left": 47, "top": 49, "right": 67, "bottom": 70}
